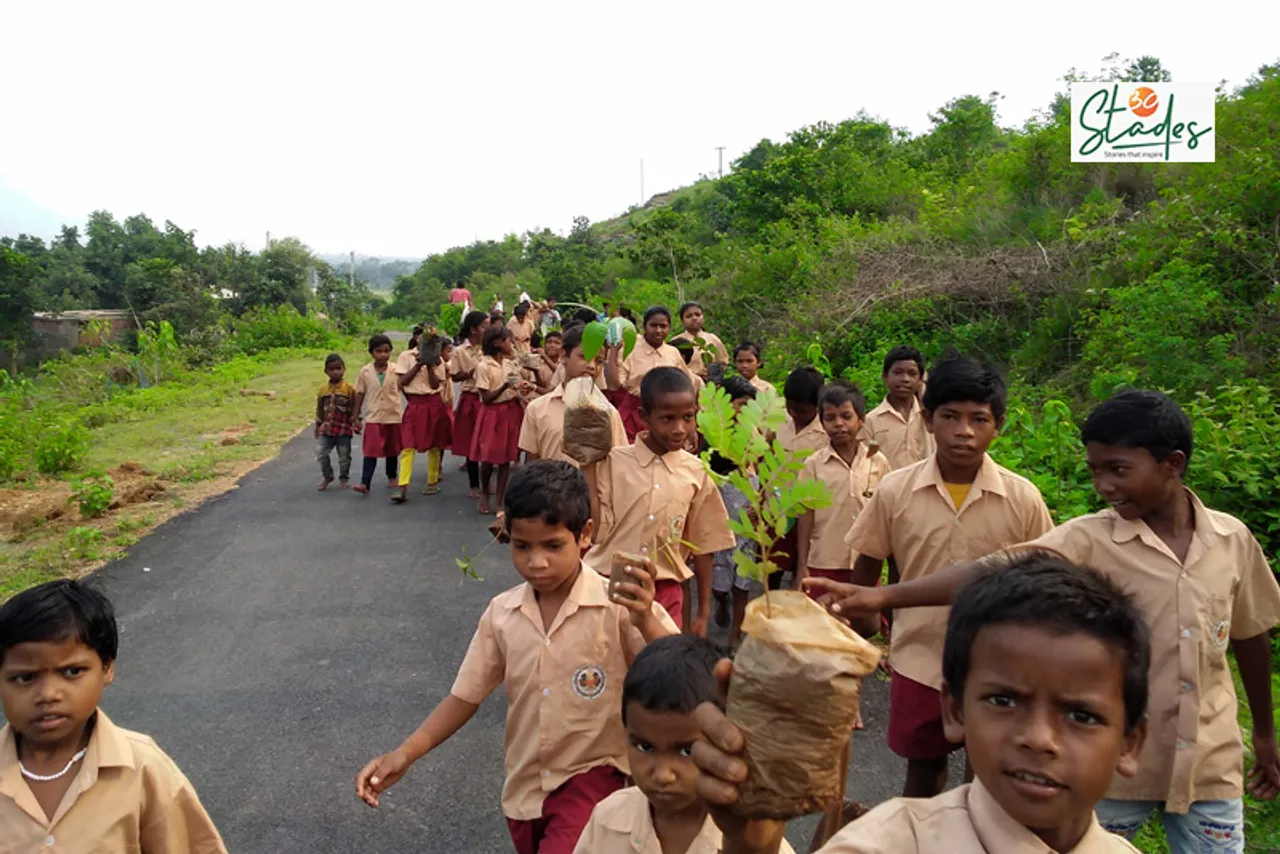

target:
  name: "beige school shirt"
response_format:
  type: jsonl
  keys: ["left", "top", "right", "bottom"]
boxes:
{"left": 509, "top": 316, "right": 537, "bottom": 354}
{"left": 801, "top": 444, "right": 893, "bottom": 570}
{"left": 777, "top": 416, "right": 829, "bottom": 456}
{"left": 450, "top": 565, "right": 678, "bottom": 820}
{"left": 818, "top": 780, "right": 1139, "bottom": 853}
{"left": 475, "top": 355, "right": 521, "bottom": 404}
{"left": 353, "top": 362, "right": 403, "bottom": 424}
{"left": 573, "top": 786, "right": 797, "bottom": 854}
{"left": 846, "top": 454, "right": 1053, "bottom": 689}
{"left": 586, "top": 438, "right": 735, "bottom": 583}
{"left": 749, "top": 375, "right": 777, "bottom": 396}
{"left": 859, "top": 396, "right": 936, "bottom": 470}
{"left": 1007, "top": 491, "right": 1280, "bottom": 812}
{"left": 519, "top": 385, "right": 629, "bottom": 465}
{"left": 0, "top": 710, "right": 228, "bottom": 854}
{"left": 450, "top": 341, "right": 482, "bottom": 393}
{"left": 616, "top": 341, "right": 690, "bottom": 396}
{"left": 670, "top": 330, "right": 729, "bottom": 376}
{"left": 394, "top": 348, "right": 445, "bottom": 396}
{"left": 550, "top": 361, "right": 607, "bottom": 391}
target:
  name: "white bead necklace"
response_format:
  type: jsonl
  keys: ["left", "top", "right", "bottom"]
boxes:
{"left": 19, "top": 748, "right": 87, "bottom": 782}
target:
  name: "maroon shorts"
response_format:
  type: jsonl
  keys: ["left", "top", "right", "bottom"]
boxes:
{"left": 470, "top": 399, "right": 524, "bottom": 464}
{"left": 804, "top": 569, "right": 853, "bottom": 601}
{"left": 506, "top": 765, "right": 626, "bottom": 854}
{"left": 452, "top": 391, "right": 482, "bottom": 457}
{"left": 654, "top": 579, "right": 683, "bottom": 630}
{"left": 400, "top": 394, "right": 453, "bottom": 452}
{"left": 604, "top": 389, "right": 644, "bottom": 442}
{"left": 361, "top": 421, "right": 402, "bottom": 459}
{"left": 887, "top": 672, "right": 962, "bottom": 760}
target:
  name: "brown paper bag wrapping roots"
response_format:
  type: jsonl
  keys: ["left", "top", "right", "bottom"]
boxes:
{"left": 726, "top": 591, "right": 881, "bottom": 820}
{"left": 563, "top": 377, "right": 615, "bottom": 465}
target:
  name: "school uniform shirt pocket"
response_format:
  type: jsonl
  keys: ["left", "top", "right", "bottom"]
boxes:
{"left": 1198, "top": 594, "right": 1233, "bottom": 667}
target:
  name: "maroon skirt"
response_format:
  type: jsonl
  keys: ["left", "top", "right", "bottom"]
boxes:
{"left": 451, "top": 391, "right": 482, "bottom": 458}
{"left": 470, "top": 399, "right": 523, "bottom": 464}
{"left": 400, "top": 394, "right": 453, "bottom": 452}
{"left": 604, "top": 389, "right": 644, "bottom": 442}
{"left": 362, "top": 421, "right": 403, "bottom": 459}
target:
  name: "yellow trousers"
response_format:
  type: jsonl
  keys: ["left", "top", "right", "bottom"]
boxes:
{"left": 398, "top": 448, "right": 442, "bottom": 487}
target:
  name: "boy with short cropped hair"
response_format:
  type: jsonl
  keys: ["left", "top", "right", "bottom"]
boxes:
{"left": 520, "top": 326, "right": 628, "bottom": 466}
{"left": 0, "top": 581, "right": 228, "bottom": 853}
{"left": 586, "top": 368, "right": 735, "bottom": 635}
{"left": 315, "top": 353, "right": 356, "bottom": 490}
{"left": 839, "top": 353, "right": 1053, "bottom": 799}
{"left": 822, "top": 389, "right": 1280, "bottom": 853}
{"left": 860, "top": 345, "right": 934, "bottom": 470}
{"left": 574, "top": 634, "right": 796, "bottom": 854}
{"left": 510, "top": 301, "right": 538, "bottom": 355}
{"left": 356, "top": 461, "right": 677, "bottom": 854}
{"left": 776, "top": 367, "right": 828, "bottom": 455}
{"left": 795, "top": 382, "right": 892, "bottom": 593}
{"left": 690, "top": 554, "right": 1151, "bottom": 853}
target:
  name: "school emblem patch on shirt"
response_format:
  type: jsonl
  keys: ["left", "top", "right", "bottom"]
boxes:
{"left": 572, "top": 665, "right": 607, "bottom": 700}
{"left": 1211, "top": 619, "right": 1230, "bottom": 651}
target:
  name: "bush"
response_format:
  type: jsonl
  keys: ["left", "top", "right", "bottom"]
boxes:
{"left": 71, "top": 471, "right": 114, "bottom": 518}
{"left": 34, "top": 422, "right": 89, "bottom": 475}
{"left": 232, "top": 305, "right": 338, "bottom": 354}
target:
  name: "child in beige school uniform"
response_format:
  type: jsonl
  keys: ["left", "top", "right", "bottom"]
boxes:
{"left": 356, "top": 461, "right": 676, "bottom": 854}
{"left": 859, "top": 345, "right": 934, "bottom": 470}
{"left": 352, "top": 333, "right": 403, "bottom": 494}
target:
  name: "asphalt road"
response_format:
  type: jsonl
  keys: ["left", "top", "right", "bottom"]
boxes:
{"left": 81, "top": 433, "right": 961, "bottom": 853}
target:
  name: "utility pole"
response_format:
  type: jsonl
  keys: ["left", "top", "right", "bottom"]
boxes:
{"left": 349, "top": 251, "right": 355, "bottom": 289}
{"left": 640, "top": 159, "right": 645, "bottom": 208}
{"left": 265, "top": 231, "right": 271, "bottom": 249}
{"left": 716, "top": 146, "right": 725, "bottom": 178}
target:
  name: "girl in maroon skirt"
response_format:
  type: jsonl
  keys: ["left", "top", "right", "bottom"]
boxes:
{"left": 471, "top": 325, "right": 533, "bottom": 515}
{"left": 392, "top": 333, "right": 453, "bottom": 503}
{"left": 352, "top": 333, "right": 403, "bottom": 494}
{"left": 449, "top": 311, "right": 489, "bottom": 499}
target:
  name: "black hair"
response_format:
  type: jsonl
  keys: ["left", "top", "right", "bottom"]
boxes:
{"left": 819, "top": 381, "right": 867, "bottom": 418}
{"left": 621, "top": 634, "right": 724, "bottom": 723}
{"left": 718, "top": 375, "right": 757, "bottom": 402}
{"left": 783, "top": 367, "right": 824, "bottom": 406}
{"left": 678, "top": 344, "right": 694, "bottom": 365}
{"left": 367, "top": 333, "right": 392, "bottom": 353}
{"left": 734, "top": 342, "right": 762, "bottom": 361}
{"left": 0, "top": 580, "right": 119, "bottom": 666}
{"left": 1080, "top": 389, "right": 1193, "bottom": 467}
{"left": 531, "top": 331, "right": 543, "bottom": 350}
{"left": 324, "top": 353, "right": 345, "bottom": 370}
{"left": 489, "top": 311, "right": 504, "bottom": 324}
{"left": 503, "top": 460, "right": 591, "bottom": 537}
{"left": 459, "top": 310, "right": 488, "bottom": 343}
{"left": 922, "top": 353, "right": 1007, "bottom": 421}
{"left": 943, "top": 552, "right": 1150, "bottom": 735}
{"left": 619, "top": 307, "right": 637, "bottom": 323}
{"left": 573, "top": 307, "right": 599, "bottom": 325}
{"left": 883, "top": 345, "right": 926, "bottom": 377}
{"left": 640, "top": 366, "right": 694, "bottom": 411}
{"left": 515, "top": 302, "right": 530, "bottom": 318}
{"left": 482, "top": 324, "right": 512, "bottom": 357}
{"left": 561, "top": 324, "right": 586, "bottom": 355}
{"left": 543, "top": 330, "right": 563, "bottom": 343}
{"left": 678, "top": 301, "right": 702, "bottom": 321}
{"left": 643, "top": 305, "right": 672, "bottom": 327}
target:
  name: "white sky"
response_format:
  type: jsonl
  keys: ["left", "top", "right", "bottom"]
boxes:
{"left": 2, "top": 0, "right": 1277, "bottom": 259}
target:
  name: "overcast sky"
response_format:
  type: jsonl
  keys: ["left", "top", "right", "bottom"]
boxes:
{"left": 2, "top": 0, "right": 1277, "bottom": 259}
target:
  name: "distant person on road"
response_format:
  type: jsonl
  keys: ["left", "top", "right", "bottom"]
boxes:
{"left": 315, "top": 353, "right": 356, "bottom": 490}
{"left": 471, "top": 325, "right": 533, "bottom": 515}
{"left": 0, "top": 580, "right": 229, "bottom": 853}
{"left": 355, "top": 461, "right": 677, "bottom": 854}
{"left": 352, "top": 334, "right": 403, "bottom": 494}
{"left": 392, "top": 332, "right": 453, "bottom": 502}
{"left": 450, "top": 311, "right": 491, "bottom": 499}
{"left": 449, "top": 280, "right": 472, "bottom": 312}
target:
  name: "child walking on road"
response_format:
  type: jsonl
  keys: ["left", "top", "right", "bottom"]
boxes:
{"left": 393, "top": 332, "right": 453, "bottom": 503}
{"left": 315, "top": 353, "right": 356, "bottom": 490}
{"left": 352, "top": 334, "right": 402, "bottom": 494}
{"left": 472, "top": 325, "right": 533, "bottom": 515}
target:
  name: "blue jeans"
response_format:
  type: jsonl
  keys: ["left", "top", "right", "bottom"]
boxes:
{"left": 317, "top": 435, "right": 352, "bottom": 482}
{"left": 1096, "top": 797, "right": 1244, "bottom": 854}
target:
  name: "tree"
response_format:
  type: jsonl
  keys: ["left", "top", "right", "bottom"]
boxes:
{"left": 247, "top": 237, "right": 315, "bottom": 314}
{"left": 1121, "top": 56, "right": 1172, "bottom": 83}
{"left": 84, "top": 210, "right": 127, "bottom": 307}
{"left": 0, "top": 247, "right": 39, "bottom": 373}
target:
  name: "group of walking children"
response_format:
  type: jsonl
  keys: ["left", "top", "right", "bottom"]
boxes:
{"left": 295, "top": 297, "right": 1280, "bottom": 854}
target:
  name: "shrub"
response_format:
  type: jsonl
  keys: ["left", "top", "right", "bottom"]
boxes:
{"left": 71, "top": 471, "right": 114, "bottom": 518}
{"left": 232, "top": 305, "right": 338, "bottom": 354}
{"left": 34, "top": 422, "right": 89, "bottom": 475}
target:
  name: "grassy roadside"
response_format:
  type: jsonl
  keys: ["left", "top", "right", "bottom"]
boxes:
{"left": 0, "top": 345, "right": 364, "bottom": 599}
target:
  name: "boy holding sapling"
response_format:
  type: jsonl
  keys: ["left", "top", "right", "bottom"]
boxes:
{"left": 833, "top": 354, "right": 1053, "bottom": 799}
{"left": 692, "top": 555, "right": 1152, "bottom": 853}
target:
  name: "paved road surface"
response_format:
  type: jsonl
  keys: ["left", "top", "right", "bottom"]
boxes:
{"left": 79, "top": 433, "right": 961, "bottom": 853}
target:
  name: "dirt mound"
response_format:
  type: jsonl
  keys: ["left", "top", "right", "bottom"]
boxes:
{"left": 110, "top": 461, "right": 153, "bottom": 477}
{"left": 0, "top": 488, "right": 70, "bottom": 539}
{"left": 110, "top": 479, "right": 166, "bottom": 509}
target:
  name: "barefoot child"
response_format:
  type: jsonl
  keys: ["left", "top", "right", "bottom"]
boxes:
{"left": 450, "top": 311, "right": 490, "bottom": 499}
{"left": 1, "top": 580, "right": 229, "bottom": 852}
{"left": 605, "top": 306, "right": 691, "bottom": 441}
{"left": 859, "top": 345, "right": 933, "bottom": 470}
{"left": 586, "top": 368, "right": 735, "bottom": 635}
{"left": 573, "top": 635, "right": 796, "bottom": 854}
{"left": 519, "top": 325, "right": 628, "bottom": 465}
{"left": 823, "top": 389, "right": 1280, "bottom": 852}
{"left": 841, "top": 353, "right": 1052, "bottom": 799}
{"left": 733, "top": 342, "right": 774, "bottom": 396}
{"left": 352, "top": 334, "right": 402, "bottom": 494}
{"left": 795, "top": 382, "right": 891, "bottom": 593}
{"left": 694, "top": 554, "right": 1152, "bottom": 853}
{"left": 472, "top": 325, "right": 534, "bottom": 515}
{"left": 392, "top": 332, "right": 452, "bottom": 502}
{"left": 315, "top": 353, "right": 356, "bottom": 490}
{"left": 355, "top": 461, "right": 677, "bottom": 854}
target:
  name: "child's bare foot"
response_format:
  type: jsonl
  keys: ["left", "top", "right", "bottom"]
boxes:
{"left": 387, "top": 479, "right": 396, "bottom": 489}
{"left": 853, "top": 710, "right": 864, "bottom": 730}
{"left": 338, "top": 480, "right": 350, "bottom": 489}
{"left": 878, "top": 655, "right": 893, "bottom": 676}
{"left": 477, "top": 494, "right": 492, "bottom": 514}
{"left": 318, "top": 478, "right": 333, "bottom": 491}
{"left": 391, "top": 487, "right": 408, "bottom": 504}
{"left": 467, "top": 488, "right": 480, "bottom": 499}
{"left": 458, "top": 461, "right": 467, "bottom": 471}
{"left": 352, "top": 484, "right": 369, "bottom": 495}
